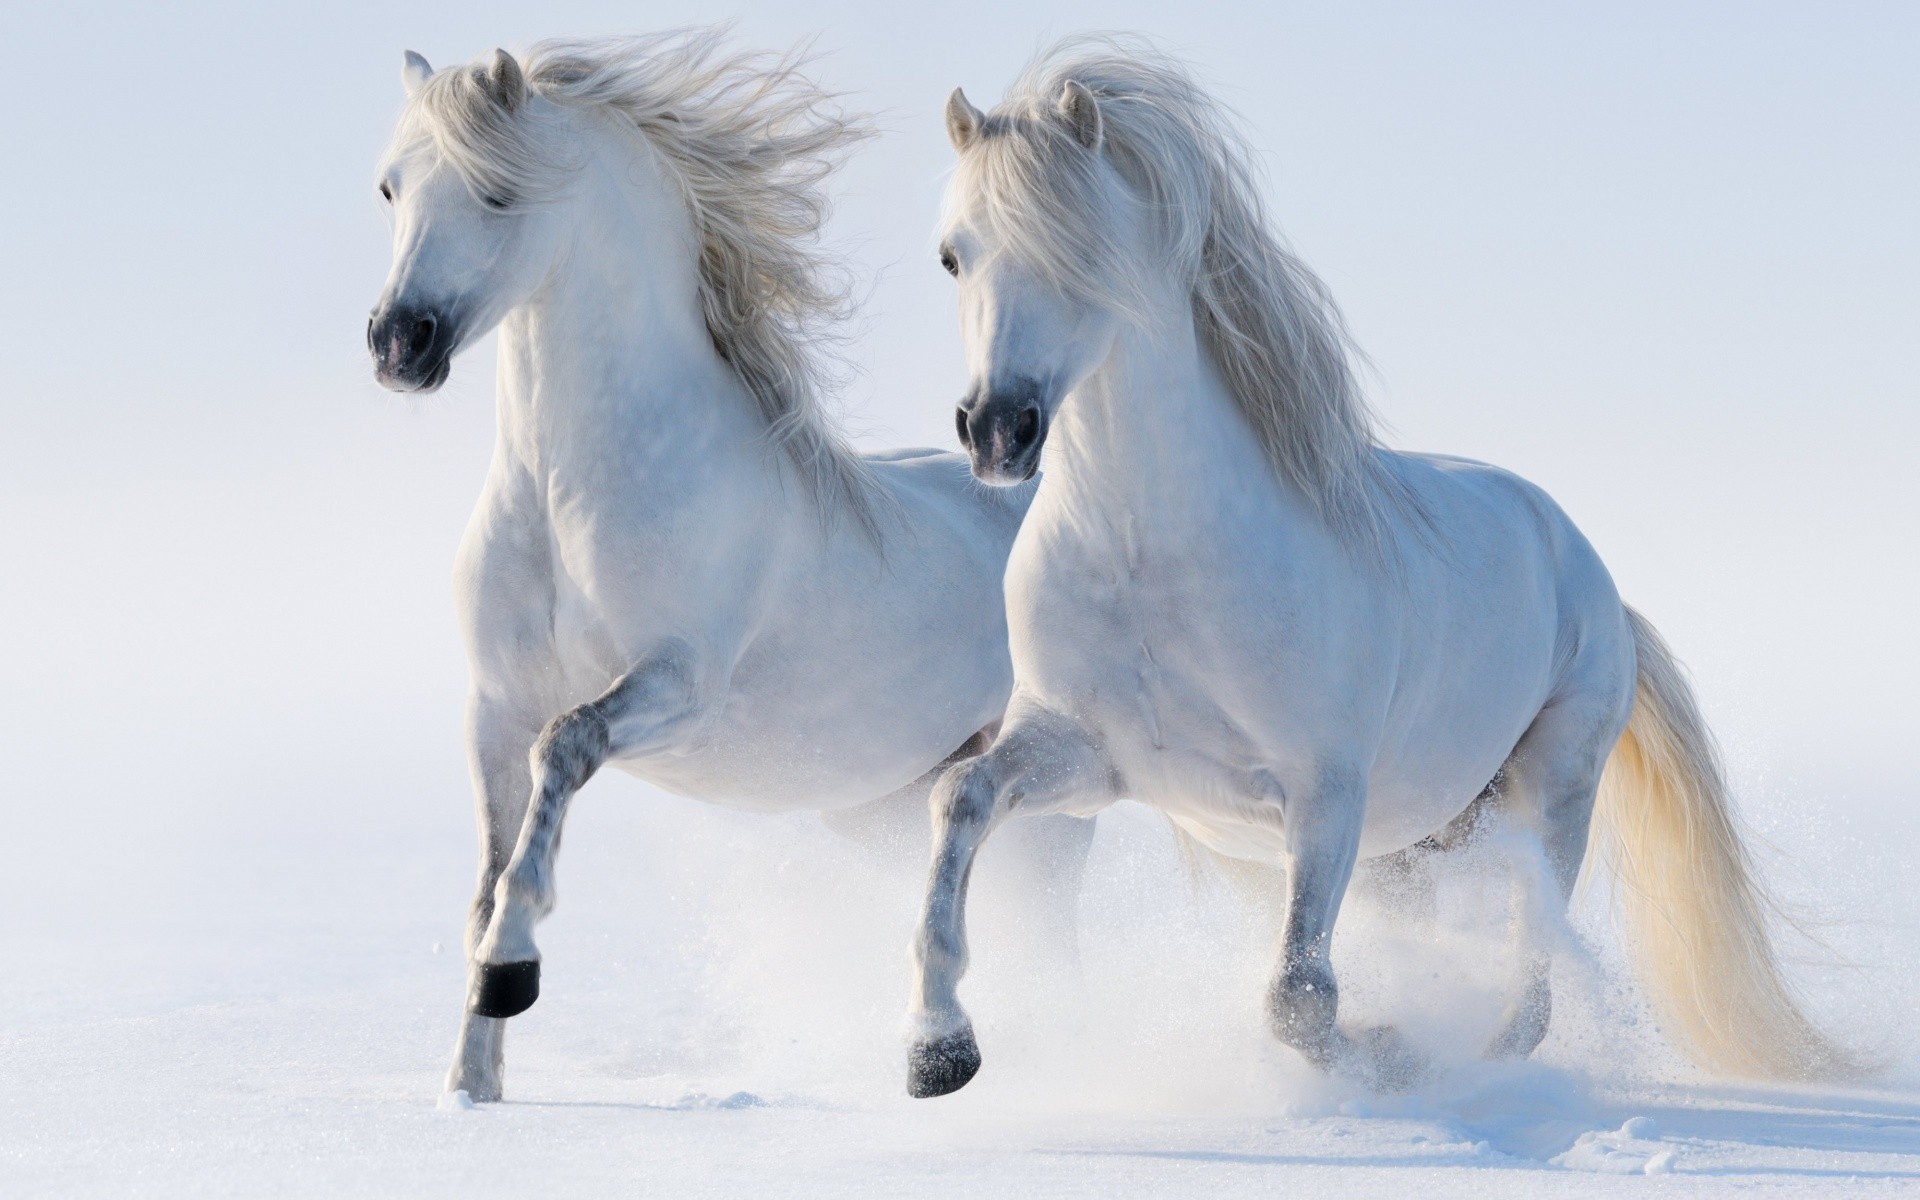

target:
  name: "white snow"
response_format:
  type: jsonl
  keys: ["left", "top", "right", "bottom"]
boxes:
{"left": 4, "top": 784, "right": 1916, "bottom": 1198}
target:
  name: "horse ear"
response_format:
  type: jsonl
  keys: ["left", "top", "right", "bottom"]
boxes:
{"left": 480, "top": 48, "right": 526, "bottom": 113}
{"left": 1057, "top": 80, "right": 1102, "bottom": 151}
{"left": 402, "top": 50, "right": 433, "bottom": 96}
{"left": 946, "top": 88, "right": 985, "bottom": 151}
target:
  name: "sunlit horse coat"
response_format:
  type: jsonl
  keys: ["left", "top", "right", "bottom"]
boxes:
{"left": 905, "top": 36, "right": 1852, "bottom": 1097}
{"left": 367, "top": 33, "right": 1091, "bottom": 1104}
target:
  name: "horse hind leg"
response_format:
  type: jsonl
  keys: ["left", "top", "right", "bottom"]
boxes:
{"left": 1482, "top": 699, "right": 1617, "bottom": 1062}
{"left": 1363, "top": 781, "right": 1493, "bottom": 927}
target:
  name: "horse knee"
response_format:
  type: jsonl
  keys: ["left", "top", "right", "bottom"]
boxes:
{"left": 531, "top": 704, "right": 611, "bottom": 787}
{"left": 933, "top": 760, "right": 999, "bottom": 833}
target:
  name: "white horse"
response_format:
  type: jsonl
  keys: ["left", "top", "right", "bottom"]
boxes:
{"left": 366, "top": 32, "right": 1091, "bottom": 1103}
{"left": 905, "top": 37, "right": 1853, "bottom": 1097}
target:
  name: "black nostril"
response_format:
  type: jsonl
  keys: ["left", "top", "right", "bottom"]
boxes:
{"left": 955, "top": 406, "right": 972, "bottom": 448}
{"left": 367, "top": 317, "right": 377, "bottom": 353}
{"left": 1014, "top": 406, "right": 1040, "bottom": 446}
{"left": 408, "top": 314, "right": 437, "bottom": 355}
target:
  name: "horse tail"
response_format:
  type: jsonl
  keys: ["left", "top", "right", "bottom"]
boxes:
{"left": 1587, "top": 605, "right": 1858, "bottom": 1081}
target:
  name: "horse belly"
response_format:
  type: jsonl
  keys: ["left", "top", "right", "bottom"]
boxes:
{"left": 617, "top": 547, "right": 1017, "bottom": 812}
{"left": 1358, "top": 608, "right": 1564, "bottom": 854}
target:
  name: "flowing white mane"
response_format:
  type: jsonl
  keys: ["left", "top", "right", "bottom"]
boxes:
{"left": 390, "top": 30, "right": 881, "bottom": 531}
{"left": 953, "top": 35, "right": 1414, "bottom": 546}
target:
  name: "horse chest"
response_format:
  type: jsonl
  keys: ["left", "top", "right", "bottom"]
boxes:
{"left": 1013, "top": 516, "right": 1260, "bottom": 767}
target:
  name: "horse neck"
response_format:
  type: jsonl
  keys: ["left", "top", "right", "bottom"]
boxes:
{"left": 1049, "top": 281, "right": 1307, "bottom": 524}
{"left": 493, "top": 131, "right": 769, "bottom": 487}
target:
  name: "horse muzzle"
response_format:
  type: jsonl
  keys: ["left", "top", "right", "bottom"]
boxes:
{"left": 956, "top": 380, "right": 1048, "bottom": 485}
{"left": 368, "top": 302, "right": 455, "bottom": 393}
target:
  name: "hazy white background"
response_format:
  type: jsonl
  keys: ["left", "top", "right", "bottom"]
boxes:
{"left": 0, "top": 1, "right": 1915, "bottom": 1193}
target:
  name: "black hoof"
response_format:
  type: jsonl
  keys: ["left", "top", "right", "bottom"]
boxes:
{"left": 908, "top": 1027, "right": 982, "bottom": 1098}
{"left": 469, "top": 960, "right": 540, "bottom": 1019}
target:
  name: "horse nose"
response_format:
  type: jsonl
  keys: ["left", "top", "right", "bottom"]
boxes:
{"left": 1010, "top": 404, "right": 1039, "bottom": 451}
{"left": 407, "top": 313, "right": 437, "bottom": 356}
{"left": 368, "top": 302, "right": 454, "bottom": 392}
{"left": 961, "top": 389, "right": 1046, "bottom": 484}
{"left": 972, "top": 401, "right": 1039, "bottom": 457}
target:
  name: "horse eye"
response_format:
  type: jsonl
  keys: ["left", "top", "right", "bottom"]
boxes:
{"left": 483, "top": 194, "right": 512, "bottom": 212}
{"left": 379, "top": 182, "right": 393, "bottom": 203}
{"left": 939, "top": 248, "right": 959, "bottom": 277}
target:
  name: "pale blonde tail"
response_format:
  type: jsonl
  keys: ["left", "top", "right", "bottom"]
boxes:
{"left": 1589, "top": 606, "right": 1855, "bottom": 1081}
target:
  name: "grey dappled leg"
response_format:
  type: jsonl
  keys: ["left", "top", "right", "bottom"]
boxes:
{"left": 907, "top": 711, "right": 1110, "bottom": 1098}
{"left": 1485, "top": 702, "right": 1610, "bottom": 1061}
{"left": 823, "top": 728, "right": 1096, "bottom": 962}
{"left": 472, "top": 650, "right": 699, "bottom": 1019}
{"left": 446, "top": 700, "right": 538, "bottom": 1102}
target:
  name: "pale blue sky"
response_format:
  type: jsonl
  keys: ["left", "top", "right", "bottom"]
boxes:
{"left": 1, "top": 1, "right": 1913, "bottom": 878}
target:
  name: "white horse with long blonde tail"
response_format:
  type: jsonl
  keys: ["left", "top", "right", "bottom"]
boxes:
{"left": 365, "top": 32, "right": 1091, "bottom": 1104}
{"left": 905, "top": 36, "right": 1854, "bottom": 1097}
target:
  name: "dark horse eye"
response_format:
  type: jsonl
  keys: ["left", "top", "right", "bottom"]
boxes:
{"left": 379, "top": 182, "right": 393, "bottom": 202}
{"left": 939, "top": 248, "right": 958, "bottom": 277}
{"left": 483, "top": 194, "right": 512, "bottom": 211}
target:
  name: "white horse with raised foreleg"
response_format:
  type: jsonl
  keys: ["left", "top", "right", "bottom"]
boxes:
{"left": 906, "top": 37, "right": 1854, "bottom": 1097}
{"left": 365, "top": 32, "right": 1091, "bottom": 1103}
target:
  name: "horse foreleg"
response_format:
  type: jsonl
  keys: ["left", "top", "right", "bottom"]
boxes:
{"left": 907, "top": 707, "right": 1111, "bottom": 1098}
{"left": 469, "top": 645, "right": 701, "bottom": 1020}
{"left": 1265, "top": 765, "right": 1415, "bottom": 1085}
{"left": 446, "top": 698, "right": 540, "bottom": 1102}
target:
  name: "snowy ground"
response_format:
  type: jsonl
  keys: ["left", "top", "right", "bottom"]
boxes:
{"left": 6, "top": 766, "right": 1917, "bottom": 1198}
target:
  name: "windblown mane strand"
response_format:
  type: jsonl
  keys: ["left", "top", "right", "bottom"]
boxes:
{"left": 393, "top": 31, "right": 884, "bottom": 535}
{"left": 963, "top": 36, "right": 1417, "bottom": 551}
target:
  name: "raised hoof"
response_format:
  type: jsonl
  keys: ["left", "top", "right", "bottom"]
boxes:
{"left": 469, "top": 960, "right": 540, "bottom": 1019}
{"left": 908, "top": 1027, "right": 982, "bottom": 1098}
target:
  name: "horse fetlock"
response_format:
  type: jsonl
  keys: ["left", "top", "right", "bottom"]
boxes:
{"left": 1267, "top": 958, "right": 1340, "bottom": 1058}
{"left": 476, "top": 882, "right": 543, "bottom": 967}
{"left": 446, "top": 1051, "right": 505, "bottom": 1102}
